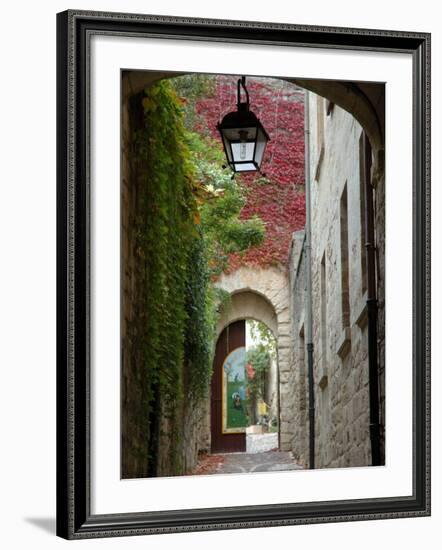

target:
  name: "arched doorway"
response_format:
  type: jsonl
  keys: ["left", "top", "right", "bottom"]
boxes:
{"left": 211, "top": 282, "right": 283, "bottom": 454}
{"left": 211, "top": 320, "right": 247, "bottom": 453}
{"left": 211, "top": 318, "right": 279, "bottom": 454}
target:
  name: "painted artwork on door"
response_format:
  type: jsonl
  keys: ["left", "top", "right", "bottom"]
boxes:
{"left": 222, "top": 347, "right": 248, "bottom": 433}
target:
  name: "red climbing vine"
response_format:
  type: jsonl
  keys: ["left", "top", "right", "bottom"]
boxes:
{"left": 195, "top": 75, "right": 306, "bottom": 271}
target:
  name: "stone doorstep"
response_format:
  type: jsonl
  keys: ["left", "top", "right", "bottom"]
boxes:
{"left": 246, "top": 425, "right": 263, "bottom": 434}
{"left": 246, "top": 432, "right": 279, "bottom": 454}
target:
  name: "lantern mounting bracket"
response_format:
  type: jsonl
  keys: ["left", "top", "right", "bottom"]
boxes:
{"left": 237, "top": 76, "right": 250, "bottom": 111}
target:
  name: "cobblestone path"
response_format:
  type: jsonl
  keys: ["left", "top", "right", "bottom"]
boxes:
{"left": 192, "top": 450, "right": 304, "bottom": 475}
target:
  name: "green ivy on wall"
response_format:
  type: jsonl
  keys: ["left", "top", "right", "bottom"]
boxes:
{"left": 129, "top": 80, "right": 209, "bottom": 475}
{"left": 184, "top": 231, "right": 213, "bottom": 400}
{"left": 126, "top": 76, "right": 266, "bottom": 476}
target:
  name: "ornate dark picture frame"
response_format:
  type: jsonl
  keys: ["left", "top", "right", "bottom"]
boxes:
{"left": 56, "top": 10, "right": 431, "bottom": 540}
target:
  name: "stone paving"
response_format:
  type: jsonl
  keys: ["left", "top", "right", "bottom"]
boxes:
{"left": 192, "top": 450, "right": 304, "bottom": 475}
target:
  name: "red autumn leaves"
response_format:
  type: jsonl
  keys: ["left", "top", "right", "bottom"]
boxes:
{"left": 195, "top": 75, "right": 306, "bottom": 271}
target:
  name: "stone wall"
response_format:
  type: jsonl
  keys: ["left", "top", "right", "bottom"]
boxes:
{"left": 288, "top": 230, "right": 309, "bottom": 467}
{"left": 121, "top": 75, "right": 208, "bottom": 477}
{"left": 264, "top": 358, "right": 279, "bottom": 424}
{"left": 374, "top": 160, "right": 386, "bottom": 459}
{"left": 288, "top": 97, "right": 385, "bottom": 468}
{"left": 156, "top": 399, "right": 209, "bottom": 476}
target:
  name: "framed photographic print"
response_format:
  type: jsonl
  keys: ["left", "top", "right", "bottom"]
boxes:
{"left": 56, "top": 9, "right": 431, "bottom": 539}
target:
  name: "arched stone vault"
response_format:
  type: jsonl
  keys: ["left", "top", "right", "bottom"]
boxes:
{"left": 215, "top": 266, "right": 294, "bottom": 451}
{"left": 123, "top": 71, "right": 385, "bottom": 186}
{"left": 216, "top": 291, "right": 278, "bottom": 338}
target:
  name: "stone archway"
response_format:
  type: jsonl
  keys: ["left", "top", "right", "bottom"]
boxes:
{"left": 123, "top": 71, "right": 385, "bottom": 185}
{"left": 215, "top": 265, "right": 294, "bottom": 451}
{"left": 216, "top": 289, "right": 278, "bottom": 338}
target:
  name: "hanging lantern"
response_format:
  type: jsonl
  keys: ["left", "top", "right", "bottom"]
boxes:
{"left": 217, "top": 76, "right": 270, "bottom": 173}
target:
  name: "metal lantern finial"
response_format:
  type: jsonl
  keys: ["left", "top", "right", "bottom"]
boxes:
{"left": 217, "top": 76, "right": 270, "bottom": 173}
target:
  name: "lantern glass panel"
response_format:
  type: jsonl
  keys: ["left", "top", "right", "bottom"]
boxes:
{"left": 231, "top": 141, "right": 256, "bottom": 163}
{"left": 254, "top": 126, "right": 268, "bottom": 166}
{"left": 221, "top": 126, "right": 258, "bottom": 141}
{"left": 221, "top": 133, "right": 233, "bottom": 163}
{"left": 234, "top": 162, "right": 257, "bottom": 172}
